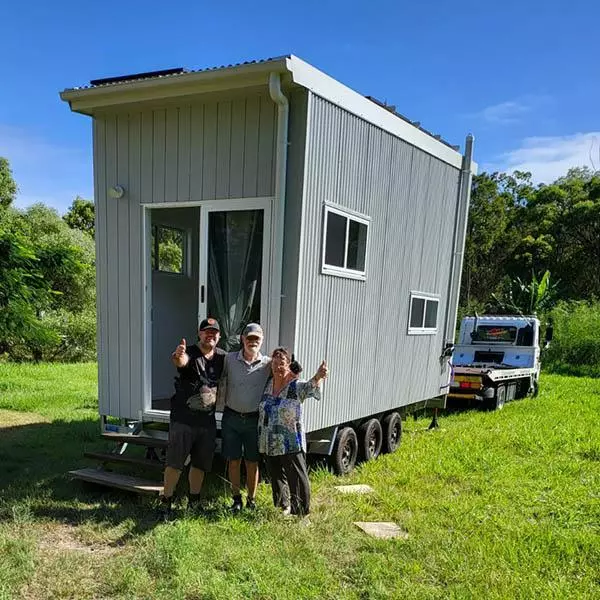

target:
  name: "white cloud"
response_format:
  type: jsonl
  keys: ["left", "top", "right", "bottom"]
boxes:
{"left": 474, "top": 95, "right": 551, "bottom": 125}
{"left": 483, "top": 132, "right": 600, "bottom": 183}
{"left": 0, "top": 124, "right": 92, "bottom": 213}
{"left": 480, "top": 100, "right": 531, "bottom": 124}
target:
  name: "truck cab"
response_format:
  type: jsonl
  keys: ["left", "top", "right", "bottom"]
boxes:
{"left": 449, "top": 316, "right": 543, "bottom": 410}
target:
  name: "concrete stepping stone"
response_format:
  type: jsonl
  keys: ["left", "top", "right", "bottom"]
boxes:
{"left": 353, "top": 521, "right": 409, "bottom": 540}
{"left": 335, "top": 484, "right": 374, "bottom": 494}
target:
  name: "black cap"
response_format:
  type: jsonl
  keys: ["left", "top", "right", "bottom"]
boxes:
{"left": 199, "top": 318, "right": 220, "bottom": 332}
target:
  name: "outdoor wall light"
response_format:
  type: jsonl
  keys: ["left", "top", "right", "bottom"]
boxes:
{"left": 108, "top": 185, "right": 125, "bottom": 199}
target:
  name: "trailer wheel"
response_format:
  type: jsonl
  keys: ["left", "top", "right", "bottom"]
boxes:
{"left": 358, "top": 419, "right": 383, "bottom": 462}
{"left": 382, "top": 412, "right": 402, "bottom": 454}
{"left": 330, "top": 427, "right": 358, "bottom": 475}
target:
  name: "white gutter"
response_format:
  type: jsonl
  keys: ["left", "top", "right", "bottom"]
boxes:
{"left": 444, "top": 133, "right": 474, "bottom": 348}
{"left": 268, "top": 72, "right": 289, "bottom": 348}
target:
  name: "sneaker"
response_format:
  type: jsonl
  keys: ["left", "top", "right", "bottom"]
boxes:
{"left": 246, "top": 497, "right": 257, "bottom": 510}
{"left": 158, "top": 496, "right": 174, "bottom": 522}
{"left": 281, "top": 506, "right": 292, "bottom": 517}
{"left": 230, "top": 495, "right": 243, "bottom": 514}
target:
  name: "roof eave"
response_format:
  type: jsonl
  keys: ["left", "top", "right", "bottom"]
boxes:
{"left": 60, "top": 57, "right": 291, "bottom": 115}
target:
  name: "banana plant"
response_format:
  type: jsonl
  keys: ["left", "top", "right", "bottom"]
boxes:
{"left": 490, "top": 270, "right": 559, "bottom": 315}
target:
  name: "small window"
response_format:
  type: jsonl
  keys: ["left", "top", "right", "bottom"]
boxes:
{"left": 408, "top": 293, "right": 439, "bottom": 334}
{"left": 322, "top": 205, "right": 369, "bottom": 279}
{"left": 152, "top": 225, "right": 186, "bottom": 274}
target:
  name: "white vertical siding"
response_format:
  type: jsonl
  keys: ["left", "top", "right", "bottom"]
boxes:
{"left": 94, "top": 119, "right": 109, "bottom": 417}
{"left": 94, "top": 91, "right": 277, "bottom": 419}
{"left": 128, "top": 113, "right": 143, "bottom": 419}
{"left": 104, "top": 114, "right": 121, "bottom": 418}
{"left": 116, "top": 114, "right": 130, "bottom": 419}
{"left": 297, "top": 94, "right": 462, "bottom": 432}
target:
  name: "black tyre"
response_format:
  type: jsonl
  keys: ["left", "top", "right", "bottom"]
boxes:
{"left": 330, "top": 427, "right": 358, "bottom": 475}
{"left": 358, "top": 419, "right": 383, "bottom": 462}
{"left": 382, "top": 412, "right": 402, "bottom": 454}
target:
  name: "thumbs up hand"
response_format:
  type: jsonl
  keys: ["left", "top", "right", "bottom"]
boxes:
{"left": 175, "top": 338, "right": 187, "bottom": 359}
{"left": 316, "top": 360, "right": 328, "bottom": 380}
{"left": 172, "top": 338, "right": 189, "bottom": 367}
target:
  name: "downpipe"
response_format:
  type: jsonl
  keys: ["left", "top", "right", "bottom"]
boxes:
{"left": 444, "top": 134, "right": 474, "bottom": 350}
{"left": 268, "top": 72, "right": 289, "bottom": 347}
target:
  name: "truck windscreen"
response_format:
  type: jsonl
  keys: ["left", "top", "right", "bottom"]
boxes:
{"left": 472, "top": 325, "right": 517, "bottom": 343}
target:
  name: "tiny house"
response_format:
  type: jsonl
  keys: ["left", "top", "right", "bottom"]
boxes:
{"left": 62, "top": 56, "right": 476, "bottom": 481}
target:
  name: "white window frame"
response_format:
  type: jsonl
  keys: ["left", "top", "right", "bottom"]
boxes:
{"left": 321, "top": 202, "right": 370, "bottom": 281}
{"left": 408, "top": 291, "right": 440, "bottom": 335}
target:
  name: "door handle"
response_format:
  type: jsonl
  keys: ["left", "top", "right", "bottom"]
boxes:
{"left": 200, "top": 285, "right": 205, "bottom": 303}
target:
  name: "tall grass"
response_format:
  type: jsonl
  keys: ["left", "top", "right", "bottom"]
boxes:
{"left": 544, "top": 300, "right": 600, "bottom": 377}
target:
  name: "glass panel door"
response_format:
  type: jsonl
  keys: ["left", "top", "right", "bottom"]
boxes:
{"left": 199, "top": 200, "right": 271, "bottom": 352}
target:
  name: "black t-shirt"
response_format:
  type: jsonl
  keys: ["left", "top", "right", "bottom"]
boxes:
{"left": 170, "top": 345, "right": 226, "bottom": 425}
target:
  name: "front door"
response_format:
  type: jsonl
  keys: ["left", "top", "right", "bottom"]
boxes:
{"left": 199, "top": 198, "right": 272, "bottom": 351}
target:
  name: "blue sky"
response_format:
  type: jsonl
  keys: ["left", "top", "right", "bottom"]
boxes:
{"left": 1, "top": 0, "right": 598, "bottom": 213}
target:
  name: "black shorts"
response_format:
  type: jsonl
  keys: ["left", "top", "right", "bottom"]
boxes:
{"left": 166, "top": 419, "right": 216, "bottom": 472}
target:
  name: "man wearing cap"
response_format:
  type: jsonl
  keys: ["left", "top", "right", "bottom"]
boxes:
{"left": 219, "top": 323, "right": 271, "bottom": 512}
{"left": 160, "top": 317, "right": 226, "bottom": 520}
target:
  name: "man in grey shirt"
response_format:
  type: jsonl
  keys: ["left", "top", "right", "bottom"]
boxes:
{"left": 218, "top": 323, "right": 271, "bottom": 512}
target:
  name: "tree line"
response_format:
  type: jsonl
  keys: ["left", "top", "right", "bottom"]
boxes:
{"left": 1, "top": 156, "right": 599, "bottom": 366}
{"left": 461, "top": 167, "right": 600, "bottom": 313}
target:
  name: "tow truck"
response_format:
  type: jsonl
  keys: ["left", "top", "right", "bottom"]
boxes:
{"left": 449, "top": 315, "right": 552, "bottom": 410}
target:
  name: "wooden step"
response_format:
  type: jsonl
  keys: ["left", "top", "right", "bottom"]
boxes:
{"left": 84, "top": 451, "right": 165, "bottom": 470}
{"left": 101, "top": 432, "right": 168, "bottom": 448}
{"left": 69, "top": 468, "right": 163, "bottom": 495}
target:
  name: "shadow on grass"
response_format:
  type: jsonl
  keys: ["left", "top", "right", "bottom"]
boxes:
{"left": 0, "top": 418, "right": 243, "bottom": 540}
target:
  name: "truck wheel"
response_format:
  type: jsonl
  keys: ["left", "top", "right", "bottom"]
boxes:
{"left": 382, "top": 412, "right": 402, "bottom": 454}
{"left": 330, "top": 427, "right": 358, "bottom": 475}
{"left": 358, "top": 419, "right": 383, "bottom": 462}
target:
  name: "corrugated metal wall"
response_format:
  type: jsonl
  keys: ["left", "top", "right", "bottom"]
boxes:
{"left": 94, "top": 91, "right": 277, "bottom": 418}
{"left": 296, "top": 94, "right": 461, "bottom": 432}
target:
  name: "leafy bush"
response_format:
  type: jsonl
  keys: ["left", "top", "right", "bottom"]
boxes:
{"left": 0, "top": 203, "right": 96, "bottom": 362}
{"left": 4, "top": 309, "right": 96, "bottom": 363}
{"left": 41, "top": 308, "right": 97, "bottom": 362}
{"left": 543, "top": 301, "right": 600, "bottom": 377}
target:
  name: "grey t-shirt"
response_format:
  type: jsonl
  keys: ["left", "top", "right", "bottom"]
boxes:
{"left": 217, "top": 351, "right": 271, "bottom": 413}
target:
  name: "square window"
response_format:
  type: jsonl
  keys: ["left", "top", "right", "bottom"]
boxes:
{"left": 322, "top": 205, "right": 370, "bottom": 279}
{"left": 152, "top": 225, "right": 185, "bottom": 274}
{"left": 408, "top": 293, "right": 439, "bottom": 334}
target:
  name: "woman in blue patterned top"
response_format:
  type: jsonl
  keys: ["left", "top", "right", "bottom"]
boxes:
{"left": 258, "top": 347, "right": 328, "bottom": 517}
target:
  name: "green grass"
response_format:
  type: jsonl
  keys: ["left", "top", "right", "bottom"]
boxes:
{"left": 1, "top": 364, "right": 599, "bottom": 599}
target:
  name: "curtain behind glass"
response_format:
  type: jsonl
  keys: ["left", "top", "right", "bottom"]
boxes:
{"left": 207, "top": 210, "right": 263, "bottom": 351}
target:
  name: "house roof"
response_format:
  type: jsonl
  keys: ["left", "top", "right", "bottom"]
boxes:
{"left": 61, "top": 55, "right": 475, "bottom": 171}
